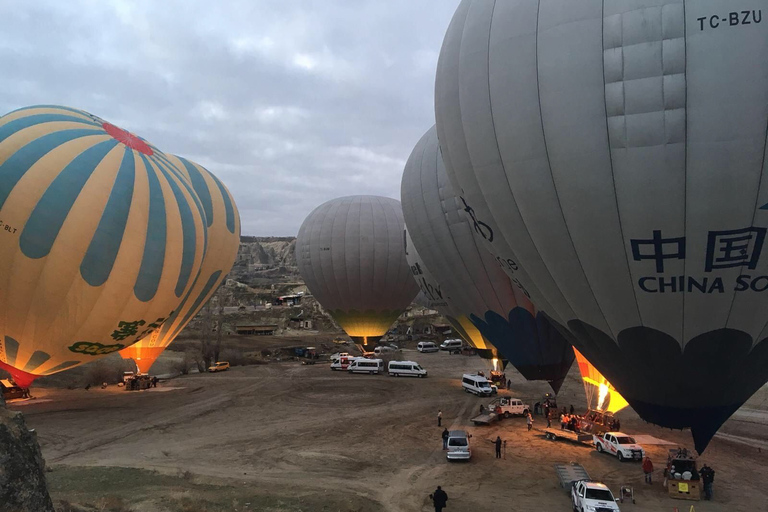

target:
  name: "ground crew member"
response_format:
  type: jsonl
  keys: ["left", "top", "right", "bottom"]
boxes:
{"left": 442, "top": 428, "right": 449, "bottom": 450}
{"left": 526, "top": 411, "right": 533, "bottom": 431}
{"left": 700, "top": 464, "right": 715, "bottom": 500}
{"left": 430, "top": 486, "right": 448, "bottom": 512}
{"left": 642, "top": 456, "right": 654, "bottom": 483}
{"left": 494, "top": 436, "right": 502, "bottom": 458}
{"left": 545, "top": 410, "right": 551, "bottom": 428}
{"left": 437, "top": 409, "right": 442, "bottom": 427}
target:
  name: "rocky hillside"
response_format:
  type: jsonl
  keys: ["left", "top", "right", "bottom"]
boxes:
{"left": 232, "top": 237, "right": 297, "bottom": 277}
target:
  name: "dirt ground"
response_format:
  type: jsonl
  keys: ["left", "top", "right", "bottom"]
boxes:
{"left": 10, "top": 337, "right": 768, "bottom": 512}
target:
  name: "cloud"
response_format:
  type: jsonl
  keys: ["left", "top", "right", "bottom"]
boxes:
{"left": 0, "top": 0, "right": 460, "bottom": 235}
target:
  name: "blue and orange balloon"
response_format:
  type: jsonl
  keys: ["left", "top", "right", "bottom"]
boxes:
{"left": 0, "top": 105, "right": 206, "bottom": 386}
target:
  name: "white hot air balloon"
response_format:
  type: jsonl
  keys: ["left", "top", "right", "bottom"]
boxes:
{"left": 402, "top": 126, "right": 574, "bottom": 392}
{"left": 435, "top": 0, "right": 768, "bottom": 451}
{"left": 296, "top": 196, "right": 419, "bottom": 350}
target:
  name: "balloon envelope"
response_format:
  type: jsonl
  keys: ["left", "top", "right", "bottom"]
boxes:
{"left": 0, "top": 105, "right": 206, "bottom": 386}
{"left": 120, "top": 156, "right": 240, "bottom": 373}
{"left": 435, "top": 0, "right": 768, "bottom": 451}
{"left": 296, "top": 195, "right": 419, "bottom": 348}
{"left": 401, "top": 126, "right": 573, "bottom": 392}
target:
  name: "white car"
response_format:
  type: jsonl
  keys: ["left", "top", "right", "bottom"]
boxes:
{"left": 486, "top": 397, "right": 530, "bottom": 418}
{"left": 593, "top": 432, "right": 645, "bottom": 462}
{"left": 445, "top": 430, "right": 472, "bottom": 461}
{"left": 571, "top": 480, "right": 620, "bottom": 512}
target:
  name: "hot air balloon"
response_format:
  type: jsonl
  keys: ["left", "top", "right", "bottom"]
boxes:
{"left": 119, "top": 156, "right": 240, "bottom": 374}
{"left": 0, "top": 105, "right": 206, "bottom": 387}
{"left": 435, "top": 0, "right": 768, "bottom": 451}
{"left": 401, "top": 126, "right": 573, "bottom": 392}
{"left": 296, "top": 195, "right": 419, "bottom": 350}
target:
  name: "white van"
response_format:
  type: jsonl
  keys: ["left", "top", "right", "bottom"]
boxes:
{"left": 388, "top": 361, "right": 427, "bottom": 378}
{"left": 461, "top": 373, "right": 494, "bottom": 396}
{"left": 330, "top": 355, "right": 359, "bottom": 371}
{"left": 440, "top": 339, "right": 463, "bottom": 351}
{"left": 417, "top": 341, "right": 438, "bottom": 353}
{"left": 348, "top": 358, "right": 384, "bottom": 374}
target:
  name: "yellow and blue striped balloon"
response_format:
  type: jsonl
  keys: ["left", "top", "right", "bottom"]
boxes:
{"left": 0, "top": 105, "right": 206, "bottom": 386}
{"left": 120, "top": 155, "right": 240, "bottom": 373}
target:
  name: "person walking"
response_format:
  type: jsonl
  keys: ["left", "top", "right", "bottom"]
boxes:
{"left": 526, "top": 411, "right": 534, "bottom": 431}
{"left": 700, "top": 464, "right": 715, "bottom": 500}
{"left": 442, "top": 428, "right": 449, "bottom": 450}
{"left": 437, "top": 409, "right": 442, "bottom": 427}
{"left": 494, "top": 436, "right": 502, "bottom": 458}
{"left": 642, "top": 456, "right": 654, "bottom": 484}
{"left": 430, "top": 486, "right": 448, "bottom": 512}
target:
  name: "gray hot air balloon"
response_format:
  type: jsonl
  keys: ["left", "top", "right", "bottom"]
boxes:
{"left": 402, "top": 126, "right": 573, "bottom": 392}
{"left": 296, "top": 195, "right": 419, "bottom": 350}
{"left": 435, "top": 0, "right": 768, "bottom": 452}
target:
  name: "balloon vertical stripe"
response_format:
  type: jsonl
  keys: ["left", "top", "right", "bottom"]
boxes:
{"left": 81, "top": 149, "right": 136, "bottom": 286}
{"left": 134, "top": 154, "right": 168, "bottom": 302}
{"left": 210, "top": 172, "right": 235, "bottom": 233}
{"left": 0, "top": 129, "right": 102, "bottom": 209}
{"left": 178, "top": 157, "right": 214, "bottom": 226}
{"left": 169, "top": 270, "right": 222, "bottom": 341}
{"left": 22, "top": 351, "right": 50, "bottom": 373}
{"left": 3, "top": 337, "right": 19, "bottom": 366}
{"left": 20, "top": 140, "right": 119, "bottom": 259}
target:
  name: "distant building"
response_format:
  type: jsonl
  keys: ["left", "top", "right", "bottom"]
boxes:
{"left": 274, "top": 294, "right": 302, "bottom": 306}
{"left": 236, "top": 324, "right": 278, "bottom": 335}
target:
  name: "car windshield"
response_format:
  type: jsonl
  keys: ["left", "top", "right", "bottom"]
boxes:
{"left": 479, "top": 382, "right": 491, "bottom": 388}
{"left": 416, "top": 366, "right": 423, "bottom": 371}
{"left": 615, "top": 436, "right": 635, "bottom": 444}
{"left": 448, "top": 438, "right": 467, "bottom": 447}
{"left": 585, "top": 489, "right": 614, "bottom": 501}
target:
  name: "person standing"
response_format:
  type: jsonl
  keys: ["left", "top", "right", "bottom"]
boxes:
{"left": 430, "top": 486, "right": 448, "bottom": 512}
{"left": 494, "top": 436, "right": 502, "bottom": 458}
{"left": 442, "top": 428, "right": 449, "bottom": 450}
{"left": 437, "top": 409, "right": 442, "bottom": 427}
{"left": 642, "top": 456, "right": 654, "bottom": 484}
{"left": 526, "top": 411, "right": 534, "bottom": 431}
{"left": 560, "top": 412, "right": 566, "bottom": 430}
{"left": 700, "top": 464, "right": 715, "bottom": 500}
{"left": 507, "top": 378, "right": 511, "bottom": 390}
{"left": 569, "top": 404, "right": 575, "bottom": 414}
{"left": 546, "top": 409, "right": 552, "bottom": 428}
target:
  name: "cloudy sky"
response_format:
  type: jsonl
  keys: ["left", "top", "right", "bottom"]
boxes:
{"left": 0, "top": 0, "right": 459, "bottom": 235}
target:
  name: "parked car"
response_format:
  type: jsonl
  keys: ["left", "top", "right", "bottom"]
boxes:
{"left": 571, "top": 480, "right": 620, "bottom": 512}
{"left": 0, "top": 379, "right": 26, "bottom": 400}
{"left": 373, "top": 345, "right": 396, "bottom": 356}
{"left": 461, "top": 374, "right": 495, "bottom": 396}
{"left": 417, "top": 341, "right": 439, "bottom": 353}
{"left": 388, "top": 361, "right": 427, "bottom": 378}
{"left": 208, "top": 361, "right": 230, "bottom": 372}
{"left": 446, "top": 430, "right": 472, "bottom": 461}
{"left": 439, "top": 339, "right": 463, "bottom": 352}
{"left": 486, "top": 397, "right": 530, "bottom": 418}
{"left": 593, "top": 432, "right": 645, "bottom": 462}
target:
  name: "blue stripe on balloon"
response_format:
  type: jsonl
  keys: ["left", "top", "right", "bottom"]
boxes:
{"left": 0, "top": 129, "right": 104, "bottom": 209}
{"left": 148, "top": 158, "right": 197, "bottom": 297}
{"left": 169, "top": 270, "right": 222, "bottom": 340}
{"left": 134, "top": 154, "right": 168, "bottom": 301}
{"left": 20, "top": 140, "right": 119, "bottom": 259}
{"left": 0, "top": 114, "right": 100, "bottom": 144}
{"left": 3, "top": 336, "right": 19, "bottom": 366}
{"left": 209, "top": 173, "right": 236, "bottom": 233}
{"left": 152, "top": 155, "right": 208, "bottom": 254}
{"left": 42, "top": 360, "right": 80, "bottom": 374}
{"left": 80, "top": 149, "right": 136, "bottom": 286}
{"left": 177, "top": 157, "right": 214, "bottom": 227}
{"left": 22, "top": 350, "right": 51, "bottom": 372}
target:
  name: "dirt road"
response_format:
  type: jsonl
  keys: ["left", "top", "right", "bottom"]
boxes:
{"left": 13, "top": 347, "right": 768, "bottom": 511}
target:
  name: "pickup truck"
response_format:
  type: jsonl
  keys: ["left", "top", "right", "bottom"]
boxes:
{"left": 571, "top": 480, "right": 620, "bottom": 512}
{"left": 593, "top": 432, "right": 644, "bottom": 462}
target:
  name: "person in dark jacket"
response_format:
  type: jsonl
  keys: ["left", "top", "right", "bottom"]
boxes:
{"left": 569, "top": 404, "right": 575, "bottom": 414}
{"left": 700, "top": 464, "right": 715, "bottom": 500}
{"left": 431, "top": 486, "right": 448, "bottom": 512}
{"left": 442, "top": 428, "right": 449, "bottom": 450}
{"left": 642, "top": 456, "right": 654, "bottom": 483}
{"left": 493, "top": 436, "right": 502, "bottom": 458}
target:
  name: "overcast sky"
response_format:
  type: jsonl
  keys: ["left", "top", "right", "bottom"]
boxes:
{"left": 0, "top": 0, "right": 459, "bottom": 236}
